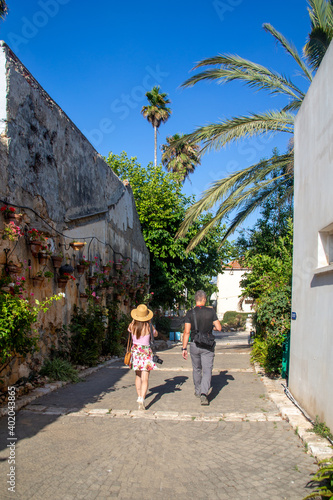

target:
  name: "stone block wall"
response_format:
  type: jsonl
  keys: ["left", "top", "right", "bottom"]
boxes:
{"left": 0, "top": 41, "right": 149, "bottom": 388}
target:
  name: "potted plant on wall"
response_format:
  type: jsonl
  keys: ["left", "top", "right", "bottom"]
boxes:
{"left": 38, "top": 245, "right": 52, "bottom": 265}
{"left": 1, "top": 221, "right": 23, "bottom": 241}
{"left": 27, "top": 229, "right": 47, "bottom": 256}
{"left": 1, "top": 205, "right": 22, "bottom": 223}
{"left": 51, "top": 251, "right": 63, "bottom": 269}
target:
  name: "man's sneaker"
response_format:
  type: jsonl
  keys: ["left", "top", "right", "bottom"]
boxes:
{"left": 194, "top": 391, "right": 201, "bottom": 398}
{"left": 200, "top": 394, "right": 209, "bottom": 405}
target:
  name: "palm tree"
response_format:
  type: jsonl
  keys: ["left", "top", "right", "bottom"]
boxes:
{"left": 0, "top": 1, "right": 8, "bottom": 20}
{"left": 161, "top": 133, "right": 201, "bottom": 183}
{"left": 141, "top": 86, "right": 171, "bottom": 166}
{"left": 176, "top": 0, "right": 333, "bottom": 251}
{"left": 303, "top": 0, "right": 333, "bottom": 70}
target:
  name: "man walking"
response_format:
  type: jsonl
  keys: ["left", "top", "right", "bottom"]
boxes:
{"left": 182, "top": 290, "right": 222, "bottom": 405}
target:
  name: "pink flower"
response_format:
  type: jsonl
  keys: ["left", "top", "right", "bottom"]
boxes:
{"left": 92, "top": 292, "right": 96, "bottom": 297}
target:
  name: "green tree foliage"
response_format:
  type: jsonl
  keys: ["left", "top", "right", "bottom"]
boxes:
{"left": 175, "top": 1, "right": 333, "bottom": 250}
{"left": 239, "top": 190, "right": 293, "bottom": 374}
{"left": 106, "top": 152, "right": 235, "bottom": 308}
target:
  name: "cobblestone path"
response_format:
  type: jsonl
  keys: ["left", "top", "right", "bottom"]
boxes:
{"left": 0, "top": 332, "right": 318, "bottom": 499}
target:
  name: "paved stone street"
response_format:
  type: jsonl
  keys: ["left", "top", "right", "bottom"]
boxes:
{"left": 0, "top": 332, "right": 318, "bottom": 499}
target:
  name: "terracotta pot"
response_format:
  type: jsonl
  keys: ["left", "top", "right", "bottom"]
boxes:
{"left": 76, "top": 264, "right": 86, "bottom": 275}
{"left": 79, "top": 293, "right": 88, "bottom": 301}
{"left": 102, "top": 266, "right": 111, "bottom": 274}
{"left": 93, "top": 296, "right": 101, "bottom": 304}
{"left": 32, "top": 276, "right": 44, "bottom": 287}
{"left": 69, "top": 242, "right": 86, "bottom": 251}
{"left": 115, "top": 262, "right": 122, "bottom": 271}
{"left": 38, "top": 252, "right": 49, "bottom": 265}
{"left": 7, "top": 264, "right": 21, "bottom": 275}
{"left": 88, "top": 276, "right": 97, "bottom": 285}
{"left": 29, "top": 241, "right": 42, "bottom": 257}
{"left": 57, "top": 277, "right": 68, "bottom": 289}
{"left": 5, "top": 213, "right": 22, "bottom": 223}
{"left": 51, "top": 256, "right": 63, "bottom": 268}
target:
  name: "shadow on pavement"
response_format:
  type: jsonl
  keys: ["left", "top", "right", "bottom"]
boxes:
{"left": 145, "top": 375, "right": 188, "bottom": 409}
{"left": 210, "top": 370, "right": 235, "bottom": 402}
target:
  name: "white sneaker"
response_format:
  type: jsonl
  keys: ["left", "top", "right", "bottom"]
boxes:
{"left": 138, "top": 400, "right": 145, "bottom": 411}
{"left": 137, "top": 396, "right": 143, "bottom": 403}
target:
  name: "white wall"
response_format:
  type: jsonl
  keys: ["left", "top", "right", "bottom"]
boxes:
{"left": 290, "top": 41, "right": 333, "bottom": 430}
{"left": 216, "top": 268, "right": 252, "bottom": 319}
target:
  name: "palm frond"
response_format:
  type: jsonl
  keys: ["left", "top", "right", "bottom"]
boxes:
{"left": 0, "top": 0, "right": 7, "bottom": 19}
{"left": 303, "top": 0, "right": 333, "bottom": 69}
{"left": 183, "top": 111, "right": 294, "bottom": 153}
{"left": 182, "top": 54, "right": 305, "bottom": 102}
{"left": 176, "top": 152, "right": 293, "bottom": 248}
{"left": 263, "top": 23, "right": 313, "bottom": 82}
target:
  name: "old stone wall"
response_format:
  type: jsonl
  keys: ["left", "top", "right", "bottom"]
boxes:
{"left": 0, "top": 41, "right": 149, "bottom": 388}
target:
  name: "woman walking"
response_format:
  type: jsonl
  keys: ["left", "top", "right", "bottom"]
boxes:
{"left": 128, "top": 304, "right": 158, "bottom": 410}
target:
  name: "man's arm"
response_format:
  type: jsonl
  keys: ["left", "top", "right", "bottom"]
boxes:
{"left": 182, "top": 322, "right": 191, "bottom": 360}
{"left": 213, "top": 319, "right": 222, "bottom": 332}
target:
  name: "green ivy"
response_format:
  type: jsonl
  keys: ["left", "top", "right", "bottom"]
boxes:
{"left": 0, "top": 293, "right": 64, "bottom": 367}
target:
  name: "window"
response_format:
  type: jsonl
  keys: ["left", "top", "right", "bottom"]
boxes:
{"left": 317, "top": 223, "right": 333, "bottom": 271}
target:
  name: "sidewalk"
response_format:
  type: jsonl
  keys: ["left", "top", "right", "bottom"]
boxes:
{"left": 0, "top": 332, "right": 325, "bottom": 499}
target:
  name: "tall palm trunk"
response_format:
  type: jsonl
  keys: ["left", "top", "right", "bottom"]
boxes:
{"left": 154, "top": 125, "right": 157, "bottom": 166}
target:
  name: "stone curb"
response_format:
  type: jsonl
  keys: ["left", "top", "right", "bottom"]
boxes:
{"left": 254, "top": 363, "right": 333, "bottom": 462}
{"left": 0, "top": 358, "right": 120, "bottom": 418}
{"left": 21, "top": 405, "right": 283, "bottom": 423}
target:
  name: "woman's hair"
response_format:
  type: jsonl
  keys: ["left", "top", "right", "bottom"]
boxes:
{"left": 131, "top": 320, "right": 149, "bottom": 339}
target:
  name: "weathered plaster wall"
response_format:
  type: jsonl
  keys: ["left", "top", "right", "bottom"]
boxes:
{"left": 290, "top": 41, "right": 333, "bottom": 430}
{"left": 0, "top": 41, "right": 149, "bottom": 387}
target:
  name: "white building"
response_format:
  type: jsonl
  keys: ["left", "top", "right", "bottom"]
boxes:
{"left": 215, "top": 261, "right": 252, "bottom": 320}
{"left": 289, "top": 41, "right": 333, "bottom": 430}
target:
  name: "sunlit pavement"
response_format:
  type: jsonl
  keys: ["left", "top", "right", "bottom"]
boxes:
{"left": 0, "top": 331, "right": 318, "bottom": 499}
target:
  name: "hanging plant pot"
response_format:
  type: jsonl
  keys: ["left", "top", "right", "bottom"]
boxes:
{"left": 93, "top": 296, "right": 101, "bottom": 304}
{"left": 7, "top": 264, "right": 21, "bottom": 275}
{"left": 79, "top": 293, "right": 88, "bottom": 301}
{"left": 5, "top": 212, "right": 22, "bottom": 223}
{"left": 69, "top": 241, "right": 86, "bottom": 251}
{"left": 102, "top": 266, "right": 111, "bottom": 275}
{"left": 51, "top": 256, "right": 63, "bottom": 268}
{"left": 115, "top": 262, "right": 122, "bottom": 271}
{"left": 76, "top": 264, "right": 86, "bottom": 275}
{"left": 57, "top": 277, "right": 68, "bottom": 289}
{"left": 38, "top": 252, "right": 49, "bottom": 265}
{"left": 32, "top": 276, "right": 45, "bottom": 287}
{"left": 59, "top": 264, "right": 74, "bottom": 276}
{"left": 88, "top": 276, "right": 97, "bottom": 286}
{"left": 29, "top": 241, "right": 42, "bottom": 257}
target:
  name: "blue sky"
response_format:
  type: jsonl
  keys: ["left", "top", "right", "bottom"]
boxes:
{"left": 0, "top": 0, "right": 312, "bottom": 233}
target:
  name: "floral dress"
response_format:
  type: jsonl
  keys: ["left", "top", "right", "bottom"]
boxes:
{"left": 128, "top": 322, "right": 157, "bottom": 371}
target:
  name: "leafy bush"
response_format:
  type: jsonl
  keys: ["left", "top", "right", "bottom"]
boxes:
{"left": 304, "top": 457, "right": 333, "bottom": 499}
{"left": 103, "top": 303, "right": 131, "bottom": 357}
{"left": 0, "top": 293, "right": 63, "bottom": 366}
{"left": 67, "top": 303, "right": 106, "bottom": 366}
{"left": 40, "top": 357, "right": 79, "bottom": 383}
{"left": 222, "top": 311, "right": 248, "bottom": 329}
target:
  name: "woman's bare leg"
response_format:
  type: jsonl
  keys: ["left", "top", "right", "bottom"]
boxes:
{"left": 140, "top": 370, "right": 150, "bottom": 400}
{"left": 135, "top": 371, "right": 142, "bottom": 397}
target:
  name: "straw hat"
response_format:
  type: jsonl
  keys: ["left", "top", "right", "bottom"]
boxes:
{"left": 131, "top": 304, "right": 153, "bottom": 322}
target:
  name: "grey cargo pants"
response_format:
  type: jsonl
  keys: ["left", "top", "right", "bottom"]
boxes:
{"left": 189, "top": 341, "right": 215, "bottom": 396}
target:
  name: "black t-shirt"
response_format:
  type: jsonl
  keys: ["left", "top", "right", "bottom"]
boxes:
{"left": 184, "top": 306, "right": 218, "bottom": 337}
